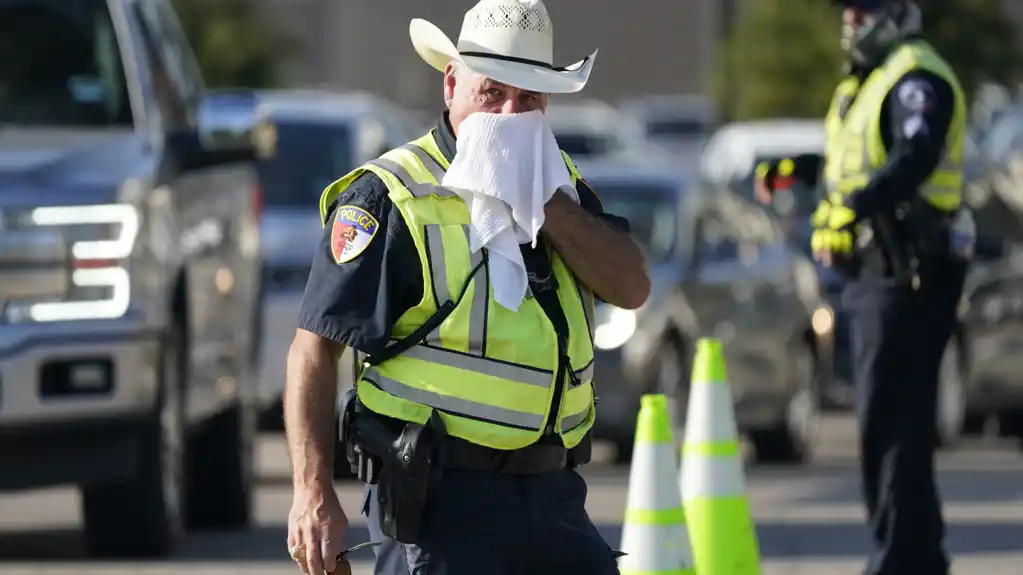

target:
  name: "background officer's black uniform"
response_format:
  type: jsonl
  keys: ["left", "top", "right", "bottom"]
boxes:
{"left": 839, "top": 45, "right": 966, "bottom": 575}
{"left": 764, "top": 36, "right": 967, "bottom": 575}
{"left": 297, "top": 113, "right": 629, "bottom": 573}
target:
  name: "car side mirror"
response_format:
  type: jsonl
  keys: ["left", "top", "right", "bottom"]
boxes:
{"left": 196, "top": 89, "right": 276, "bottom": 160}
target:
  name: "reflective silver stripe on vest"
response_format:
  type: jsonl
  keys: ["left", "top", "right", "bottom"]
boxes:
{"left": 363, "top": 369, "right": 545, "bottom": 430}
{"left": 400, "top": 143, "right": 446, "bottom": 183}
{"left": 423, "top": 224, "right": 488, "bottom": 352}
{"left": 464, "top": 226, "right": 489, "bottom": 352}
{"left": 368, "top": 157, "right": 455, "bottom": 198}
{"left": 401, "top": 344, "right": 553, "bottom": 387}
{"left": 424, "top": 224, "right": 450, "bottom": 306}
{"left": 558, "top": 360, "right": 595, "bottom": 433}
{"left": 560, "top": 408, "right": 589, "bottom": 433}
{"left": 574, "top": 359, "right": 594, "bottom": 383}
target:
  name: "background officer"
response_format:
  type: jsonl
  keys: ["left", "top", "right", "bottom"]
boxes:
{"left": 757, "top": 1, "right": 969, "bottom": 574}
{"left": 282, "top": 1, "right": 650, "bottom": 574}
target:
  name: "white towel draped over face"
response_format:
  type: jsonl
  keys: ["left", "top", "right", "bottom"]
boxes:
{"left": 440, "top": 110, "right": 578, "bottom": 312}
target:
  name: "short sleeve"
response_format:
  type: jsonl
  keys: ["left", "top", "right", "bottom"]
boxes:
{"left": 576, "top": 178, "right": 631, "bottom": 233}
{"left": 296, "top": 172, "right": 423, "bottom": 356}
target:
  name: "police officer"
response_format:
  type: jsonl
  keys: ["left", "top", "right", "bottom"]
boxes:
{"left": 756, "top": 1, "right": 969, "bottom": 574}
{"left": 283, "top": 1, "right": 650, "bottom": 574}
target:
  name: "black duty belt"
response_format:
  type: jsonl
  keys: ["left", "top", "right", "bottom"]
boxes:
{"left": 442, "top": 435, "right": 591, "bottom": 474}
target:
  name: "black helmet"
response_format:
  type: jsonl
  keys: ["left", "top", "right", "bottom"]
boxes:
{"left": 833, "top": 0, "right": 890, "bottom": 9}
{"left": 837, "top": 0, "right": 915, "bottom": 65}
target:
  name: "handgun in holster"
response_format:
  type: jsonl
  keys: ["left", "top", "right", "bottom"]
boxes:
{"left": 338, "top": 388, "right": 445, "bottom": 543}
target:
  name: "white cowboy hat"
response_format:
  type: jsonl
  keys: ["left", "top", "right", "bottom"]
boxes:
{"left": 409, "top": 0, "right": 598, "bottom": 94}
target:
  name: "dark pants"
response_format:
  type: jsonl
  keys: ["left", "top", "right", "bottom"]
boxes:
{"left": 364, "top": 466, "right": 620, "bottom": 575}
{"left": 843, "top": 260, "right": 967, "bottom": 575}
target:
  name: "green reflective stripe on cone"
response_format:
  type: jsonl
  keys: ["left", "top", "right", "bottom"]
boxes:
{"left": 624, "top": 507, "right": 686, "bottom": 525}
{"left": 682, "top": 441, "right": 741, "bottom": 457}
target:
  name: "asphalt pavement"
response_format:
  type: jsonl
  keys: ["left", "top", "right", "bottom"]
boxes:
{"left": 2, "top": 415, "right": 1023, "bottom": 575}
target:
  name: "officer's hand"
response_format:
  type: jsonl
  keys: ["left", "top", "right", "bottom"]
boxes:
{"left": 753, "top": 162, "right": 774, "bottom": 205}
{"left": 809, "top": 200, "right": 833, "bottom": 229}
{"left": 811, "top": 228, "right": 855, "bottom": 267}
{"left": 288, "top": 484, "right": 349, "bottom": 575}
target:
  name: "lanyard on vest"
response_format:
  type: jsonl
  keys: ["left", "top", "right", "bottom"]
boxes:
{"left": 365, "top": 252, "right": 488, "bottom": 366}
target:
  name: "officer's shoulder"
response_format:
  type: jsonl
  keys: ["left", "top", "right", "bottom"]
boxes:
{"left": 891, "top": 70, "right": 954, "bottom": 110}
{"left": 325, "top": 170, "right": 393, "bottom": 221}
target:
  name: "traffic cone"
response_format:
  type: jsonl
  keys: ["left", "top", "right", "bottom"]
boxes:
{"left": 679, "top": 338, "right": 761, "bottom": 575}
{"left": 619, "top": 394, "right": 695, "bottom": 575}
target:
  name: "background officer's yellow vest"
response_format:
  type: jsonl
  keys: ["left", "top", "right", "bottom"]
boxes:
{"left": 823, "top": 40, "right": 966, "bottom": 212}
{"left": 320, "top": 133, "right": 597, "bottom": 451}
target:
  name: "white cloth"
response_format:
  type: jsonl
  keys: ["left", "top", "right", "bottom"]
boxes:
{"left": 440, "top": 110, "right": 578, "bottom": 312}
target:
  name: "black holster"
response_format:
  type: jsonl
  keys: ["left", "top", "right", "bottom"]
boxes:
{"left": 339, "top": 389, "right": 443, "bottom": 543}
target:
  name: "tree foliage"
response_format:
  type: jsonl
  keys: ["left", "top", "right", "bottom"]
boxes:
{"left": 714, "top": 0, "right": 1023, "bottom": 121}
{"left": 171, "top": 0, "right": 295, "bottom": 89}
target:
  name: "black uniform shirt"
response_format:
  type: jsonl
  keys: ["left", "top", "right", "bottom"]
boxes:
{"left": 297, "top": 112, "right": 631, "bottom": 358}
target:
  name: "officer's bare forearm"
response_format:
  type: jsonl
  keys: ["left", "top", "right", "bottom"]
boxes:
{"left": 285, "top": 329, "right": 343, "bottom": 491}
{"left": 542, "top": 190, "right": 651, "bottom": 309}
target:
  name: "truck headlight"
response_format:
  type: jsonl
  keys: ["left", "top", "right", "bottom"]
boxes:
{"left": 812, "top": 306, "right": 835, "bottom": 335}
{"left": 594, "top": 307, "right": 637, "bottom": 350}
{"left": 2, "top": 203, "right": 139, "bottom": 323}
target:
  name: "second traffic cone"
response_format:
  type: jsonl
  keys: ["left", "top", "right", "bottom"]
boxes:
{"left": 680, "top": 338, "right": 762, "bottom": 575}
{"left": 619, "top": 394, "right": 695, "bottom": 575}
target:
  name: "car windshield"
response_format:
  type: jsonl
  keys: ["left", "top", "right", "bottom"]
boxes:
{"left": 257, "top": 120, "right": 355, "bottom": 207}
{"left": 0, "top": 0, "right": 132, "bottom": 126}
{"left": 588, "top": 181, "right": 679, "bottom": 260}
{"left": 979, "top": 109, "right": 1023, "bottom": 163}
{"left": 553, "top": 131, "right": 625, "bottom": 157}
{"left": 732, "top": 153, "right": 823, "bottom": 217}
{"left": 647, "top": 118, "right": 706, "bottom": 139}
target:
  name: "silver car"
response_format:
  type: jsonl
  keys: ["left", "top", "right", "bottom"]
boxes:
{"left": 253, "top": 91, "right": 418, "bottom": 424}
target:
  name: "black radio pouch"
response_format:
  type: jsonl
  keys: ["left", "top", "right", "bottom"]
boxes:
{"left": 339, "top": 389, "right": 382, "bottom": 484}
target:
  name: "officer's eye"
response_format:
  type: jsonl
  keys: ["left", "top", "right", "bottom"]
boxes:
{"left": 483, "top": 88, "right": 504, "bottom": 100}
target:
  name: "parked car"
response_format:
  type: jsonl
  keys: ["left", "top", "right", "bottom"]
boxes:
{"left": 546, "top": 98, "right": 668, "bottom": 162}
{"left": 619, "top": 94, "right": 715, "bottom": 169}
{"left": 699, "top": 119, "right": 825, "bottom": 204}
{"left": 575, "top": 160, "right": 834, "bottom": 465}
{"left": 253, "top": 90, "right": 420, "bottom": 427}
{"left": 0, "top": 0, "right": 263, "bottom": 557}
{"left": 714, "top": 115, "right": 1023, "bottom": 448}
{"left": 963, "top": 103, "right": 1023, "bottom": 243}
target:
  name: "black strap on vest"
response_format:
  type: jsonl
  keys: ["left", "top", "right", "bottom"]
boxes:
{"left": 365, "top": 253, "right": 488, "bottom": 367}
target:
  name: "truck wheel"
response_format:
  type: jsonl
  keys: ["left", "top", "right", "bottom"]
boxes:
{"left": 751, "top": 344, "right": 820, "bottom": 465}
{"left": 82, "top": 326, "right": 186, "bottom": 557}
{"left": 613, "top": 433, "right": 635, "bottom": 465}
{"left": 185, "top": 398, "right": 256, "bottom": 528}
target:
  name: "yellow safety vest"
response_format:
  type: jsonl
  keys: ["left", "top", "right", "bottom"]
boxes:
{"left": 823, "top": 40, "right": 966, "bottom": 212}
{"left": 319, "top": 132, "right": 597, "bottom": 451}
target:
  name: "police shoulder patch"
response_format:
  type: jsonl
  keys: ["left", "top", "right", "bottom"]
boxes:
{"left": 897, "top": 79, "right": 934, "bottom": 112}
{"left": 330, "top": 205, "right": 379, "bottom": 264}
